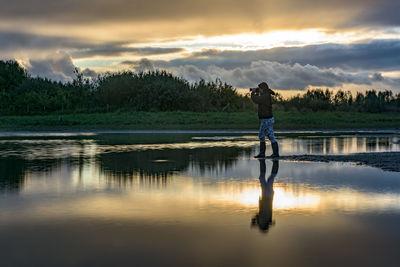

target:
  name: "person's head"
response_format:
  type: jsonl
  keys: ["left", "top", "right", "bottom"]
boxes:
{"left": 258, "top": 82, "right": 269, "bottom": 93}
{"left": 258, "top": 82, "right": 275, "bottom": 95}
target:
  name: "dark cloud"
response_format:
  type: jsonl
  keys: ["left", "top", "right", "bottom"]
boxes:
{"left": 81, "top": 68, "right": 98, "bottom": 79}
{"left": 121, "top": 59, "right": 156, "bottom": 72}
{"left": 23, "top": 51, "right": 400, "bottom": 89}
{"left": 134, "top": 59, "right": 155, "bottom": 72}
{"left": 28, "top": 51, "right": 76, "bottom": 82}
{"left": 165, "top": 61, "right": 396, "bottom": 90}
{"left": 27, "top": 51, "right": 97, "bottom": 82}
{"left": 0, "top": 0, "right": 398, "bottom": 32}
{"left": 353, "top": 1, "right": 400, "bottom": 28}
{"left": 7, "top": 48, "right": 400, "bottom": 91}
{"left": 372, "top": 73, "right": 384, "bottom": 81}
{"left": 70, "top": 46, "right": 184, "bottom": 58}
{"left": 121, "top": 57, "right": 400, "bottom": 90}
{"left": 0, "top": 30, "right": 93, "bottom": 53}
{"left": 0, "top": 30, "right": 184, "bottom": 59}
{"left": 157, "top": 39, "right": 400, "bottom": 72}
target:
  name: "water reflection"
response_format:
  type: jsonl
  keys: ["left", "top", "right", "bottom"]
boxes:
{"left": 0, "top": 133, "right": 399, "bottom": 194}
{"left": 99, "top": 146, "right": 253, "bottom": 182}
{"left": 0, "top": 158, "right": 26, "bottom": 192}
{"left": 0, "top": 133, "right": 399, "bottom": 160}
{"left": 251, "top": 160, "right": 279, "bottom": 233}
{"left": 294, "top": 135, "right": 400, "bottom": 154}
{"left": 1, "top": 132, "right": 400, "bottom": 267}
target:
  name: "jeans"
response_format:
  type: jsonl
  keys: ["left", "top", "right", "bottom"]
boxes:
{"left": 258, "top": 117, "right": 277, "bottom": 143}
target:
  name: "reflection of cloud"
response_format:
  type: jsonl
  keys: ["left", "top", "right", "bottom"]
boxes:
{"left": 273, "top": 187, "right": 320, "bottom": 210}
{"left": 5, "top": 175, "right": 400, "bottom": 224}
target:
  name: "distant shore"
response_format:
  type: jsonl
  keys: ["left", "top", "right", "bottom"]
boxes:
{"left": 0, "top": 111, "right": 399, "bottom": 131}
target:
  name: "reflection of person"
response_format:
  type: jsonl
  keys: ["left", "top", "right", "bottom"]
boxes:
{"left": 250, "top": 82, "right": 279, "bottom": 158}
{"left": 251, "top": 159, "right": 279, "bottom": 233}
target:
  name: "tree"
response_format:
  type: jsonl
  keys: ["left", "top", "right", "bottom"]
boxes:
{"left": 0, "top": 60, "right": 28, "bottom": 91}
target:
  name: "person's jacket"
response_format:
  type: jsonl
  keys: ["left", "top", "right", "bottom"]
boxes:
{"left": 251, "top": 89, "right": 274, "bottom": 119}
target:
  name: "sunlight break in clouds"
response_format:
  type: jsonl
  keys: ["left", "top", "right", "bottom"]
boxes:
{"left": 0, "top": 0, "right": 400, "bottom": 92}
{"left": 130, "top": 28, "right": 400, "bottom": 53}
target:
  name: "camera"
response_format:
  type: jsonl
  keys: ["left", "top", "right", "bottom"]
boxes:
{"left": 249, "top": 87, "right": 259, "bottom": 92}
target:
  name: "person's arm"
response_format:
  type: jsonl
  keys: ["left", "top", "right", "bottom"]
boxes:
{"left": 251, "top": 91, "right": 267, "bottom": 104}
{"left": 265, "top": 93, "right": 272, "bottom": 107}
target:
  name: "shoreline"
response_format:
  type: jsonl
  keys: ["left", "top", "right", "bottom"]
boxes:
{"left": 0, "top": 129, "right": 399, "bottom": 137}
{"left": 0, "top": 111, "right": 399, "bottom": 132}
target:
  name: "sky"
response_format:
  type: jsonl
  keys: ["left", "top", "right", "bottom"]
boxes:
{"left": 1, "top": 0, "right": 400, "bottom": 94}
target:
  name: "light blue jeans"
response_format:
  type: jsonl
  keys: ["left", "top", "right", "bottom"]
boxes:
{"left": 258, "top": 117, "right": 277, "bottom": 143}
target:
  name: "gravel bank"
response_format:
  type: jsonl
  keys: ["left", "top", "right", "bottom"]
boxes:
{"left": 280, "top": 152, "right": 400, "bottom": 172}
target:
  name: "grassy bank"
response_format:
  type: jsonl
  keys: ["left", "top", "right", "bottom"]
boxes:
{"left": 0, "top": 111, "right": 399, "bottom": 131}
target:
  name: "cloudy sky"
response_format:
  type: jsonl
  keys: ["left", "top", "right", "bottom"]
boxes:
{"left": 1, "top": 0, "right": 400, "bottom": 93}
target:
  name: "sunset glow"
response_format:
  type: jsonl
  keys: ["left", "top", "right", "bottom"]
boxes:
{"left": 1, "top": 0, "right": 400, "bottom": 92}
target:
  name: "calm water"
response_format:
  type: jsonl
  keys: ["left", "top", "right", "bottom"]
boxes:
{"left": 1, "top": 132, "right": 400, "bottom": 267}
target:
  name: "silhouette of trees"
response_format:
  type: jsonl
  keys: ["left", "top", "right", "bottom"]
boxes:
{"left": 276, "top": 89, "right": 399, "bottom": 113}
{"left": 0, "top": 59, "right": 399, "bottom": 114}
{"left": 0, "top": 60, "right": 28, "bottom": 92}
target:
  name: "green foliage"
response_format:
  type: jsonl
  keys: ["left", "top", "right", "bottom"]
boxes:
{"left": 11, "top": 77, "right": 67, "bottom": 114}
{"left": 0, "top": 60, "right": 27, "bottom": 92}
{"left": 0, "top": 59, "right": 399, "bottom": 115}
{"left": 95, "top": 71, "right": 251, "bottom": 112}
{"left": 277, "top": 89, "right": 399, "bottom": 113}
{"left": 192, "top": 79, "right": 253, "bottom": 112}
{"left": 0, "top": 61, "right": 28, "bottom": 111}
{"left": 1, "top": 111, "right": 399, "bottom": 130}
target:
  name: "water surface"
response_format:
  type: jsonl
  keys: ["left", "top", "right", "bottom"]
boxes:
{"left": 1, "top": 132, "right": 399, "bottom": 267}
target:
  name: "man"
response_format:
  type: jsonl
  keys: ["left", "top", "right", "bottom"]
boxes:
{"left": 250, "top": 82, "right": 279, "bottom": 158}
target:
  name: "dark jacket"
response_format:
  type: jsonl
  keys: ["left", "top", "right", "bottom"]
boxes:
{"left": 251, "top": 90, "right": 273, "bottom": 119}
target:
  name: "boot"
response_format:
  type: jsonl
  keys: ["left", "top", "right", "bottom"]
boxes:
{"left": 271, "top": 160, "right": 279, "bottom": 175}
{"left": 270, "top": 142, "right": 279, "bottom": 158}
{"left": 254, "top": 142, "right": 266, "bottom": 158}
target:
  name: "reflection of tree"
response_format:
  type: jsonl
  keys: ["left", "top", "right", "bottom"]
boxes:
{"left": 378, "top": 138, "right": 390, "bottom": 150}
{"left": 97, "top": 134, "right": 193, "bottom": 146}
{"left": 336, "top": 137, "right": 344, "bottom": 153}
{"left": 99, "top": 149, "right": 187, "bottom": 180}
{"left": 324, "top": 138, "right": 331, "bottom": 154}
{"left": 0, "top": 157, "right": 77, "bottom": 192}
{"left": 251, "top": 160, "right": 279, "bottom": 233}
{"left": 306, "top": 139, "right": 324, "bottom": 154}
{"left": 366, "top": 137, "right": 377, "bottom": 151}
{"left": 98, "top": 146, "right": 253, "bottom": 182}
{"left": 0, "top": 140, "right": 253, "bottom": 192}
{"left": 189, "top": 147, "right": 253, "bottom": 175}
{"left": 0, "top": 158, "right": 26, "bottom": 192}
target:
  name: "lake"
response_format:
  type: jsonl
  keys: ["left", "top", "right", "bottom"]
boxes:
{"left": 1, "top": 131, "right": 400, "bottom": 267}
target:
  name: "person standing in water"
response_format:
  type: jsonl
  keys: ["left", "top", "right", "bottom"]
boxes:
{"left": 250, "top": 82, "right": 279, "bottom": 158}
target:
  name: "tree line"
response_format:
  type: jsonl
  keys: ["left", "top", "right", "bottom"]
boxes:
{"left": 274, "top": 88, "right": 400, "bottom": 113}
{"left": 0, "top": 60, "right": 399, "bottom": 115}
